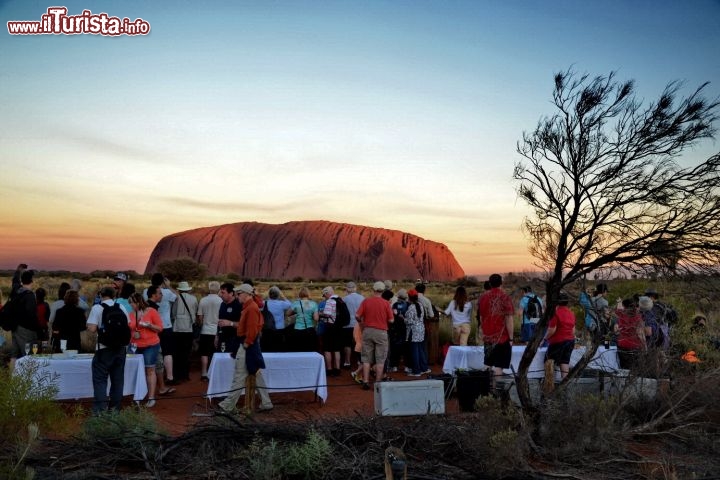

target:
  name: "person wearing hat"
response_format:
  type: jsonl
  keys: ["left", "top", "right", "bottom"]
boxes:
{"left": 542, "top": 291, "right": 576, "bottom": 379}
{"left": 112, "top": 272, "right": 128, "bottom": 296}
{"left": 342, "top": 282, "right": 365, "bottom": 369}
{"left": 172, "top": 281, "right": 198, "bottom": 382}
{"left": 645, "top": 288, "right": 679, "bottom": 327}
{"left": 217, "top": 283, "right": 273, "bottom": 414}
{"left": 355, "top": 281, "right": 395, "bottom": 389}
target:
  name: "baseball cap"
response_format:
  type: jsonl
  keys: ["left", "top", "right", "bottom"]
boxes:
{"left": 235, "top": 283, "right": 254, "bottom": 295}
{"left": 322, "top": 286, "right": 334, "bottom": 296}
{"left": 373, "top": 281, "right": 386, "bottom": 292}
{"left": 114, "top": 272, "right": 128, "bottom": 282}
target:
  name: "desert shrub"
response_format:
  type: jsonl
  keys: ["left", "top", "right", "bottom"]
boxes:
{"left": 0, "top": 362, "right": 63, "bottom": 447}
{"left": 536, "top": 393, "right": 625, "bottom": 461}
{"left": 240, "top": 430, "right": 332, "bottom": 480}
{"left": 284, "top": 429, "right": 332, "bottom": 479}
{"left": 81, "top": 408, "right": 166, "bottom": 447}
{"left": 245, "top": 437, "right": 284, "bottom": 480}
{"left": 0, "top": 362, "right": 65, "bottom": 478}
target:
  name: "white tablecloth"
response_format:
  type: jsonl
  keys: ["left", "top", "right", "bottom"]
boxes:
{"left": 14, "top": 353, "right": 148, "bottom": 401}
{"left": 443, "top": 345, "right": 620, "bottom": 379}
{"left": 207, "top": 352, "right": 328, "bottom": 402}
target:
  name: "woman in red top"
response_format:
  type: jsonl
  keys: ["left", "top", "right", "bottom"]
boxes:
{"left": 543, "top": 291, "right": 576, "bottom": 379}
{"left": 128, "top": 293, "right": 163, "bottom": 407}
{"left": 615, "top": 298, "right": 648, "bottom": 371}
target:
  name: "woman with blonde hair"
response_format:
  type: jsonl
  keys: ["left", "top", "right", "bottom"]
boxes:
{"left": 128, "top": 292, "right": 163, "bottom": 408}
{"left": 286, "top": 286, "right": 319, "bottom": 352}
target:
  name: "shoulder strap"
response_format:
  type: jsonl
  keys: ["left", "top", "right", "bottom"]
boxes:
{"left": 178, "top": 292, "right": 192, "bottom": 315}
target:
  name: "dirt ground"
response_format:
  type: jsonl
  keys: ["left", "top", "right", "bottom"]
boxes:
{"left": 60, "top": 357, "right": 457, "bottom": 435}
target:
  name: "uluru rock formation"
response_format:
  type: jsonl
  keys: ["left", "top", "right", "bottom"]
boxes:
{"left": 145, "top": 221, "right": 465, "bottom": 281}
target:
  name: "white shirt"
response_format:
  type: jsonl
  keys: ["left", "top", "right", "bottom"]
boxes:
{"left": 198, "top": 293, "right": 223, "bottom": 335}
{"left": 444, "top": 300, "right": 473, "bottom": 326}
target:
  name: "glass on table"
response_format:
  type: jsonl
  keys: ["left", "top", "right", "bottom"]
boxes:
{"left": 24, "top": 343, "right": 31, "bottom": 355}
{"left": 31, "top": 343, "right": 39, "bottom": 355}
{"left": 129, "top": 343, "right": 138, "bottom": 355}
{"left": 60, "top": 339, "right": 68, "bottom": 352}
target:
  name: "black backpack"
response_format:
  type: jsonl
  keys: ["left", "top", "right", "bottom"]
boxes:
{"left": 262, "top": 302, "right": 276, "bottom": 331}
{"left": 334, "top": 297, "right": 351, "bottom": 327}
{"left": 0, "top": 290, "right": 31, "bottom": 332}
{"left": 98, "top": 303, "right": 131, "bottom": 348}
{"left": 526, "top": 295, "right": 543, "bottom": 322}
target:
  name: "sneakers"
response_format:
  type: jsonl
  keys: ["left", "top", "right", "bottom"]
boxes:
{"left": 351, "top": 371, "right": 363, "bottom": 384}
{"left": 388, "top": 367, "right": 398, "bottom": 373}
{"left": 145, "top": 399, "right": 156, "bottom": 408}
{"left": 361, "top": 382, "right": 370, "bottom": 391}
{"left": 404, "top": 367, "right": 412, "bottom": 374}
{"left": 423, "top": 369, "right": 432, "bottom": 374}
{"left": 407, "top": 372, "right": 422, "bottom": 377}
{"left": 342, "top": 362, "right": 351, "bottom": 369}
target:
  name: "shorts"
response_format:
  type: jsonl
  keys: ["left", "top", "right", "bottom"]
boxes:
{"left": 321, "top": 323, "right": 343, "bottom": 352}
{"left": 11, "top": 326, "right": 38, "bottom": 359}
{"left": 361, "top": 327, "right": 389, "bottom": 366}
{"left": 520, "top": 323, "right": 536, "bottom": 342}
{"left": 198, "top": 334, "right": 216, "bottom": 356}
{"left": 484, "top": 341, "right": 511, "bottom": 369}
{"left": 545, "top": 340, "right": 574, "bottom": 365}
{"left": 159, "top": 329, "right": 174, "bottom": 356}
{"left": 341, "top": 327, "right": 354, "bottom": 349}
{"left": 137, "top": 343, "right": 160, "bottom": 367}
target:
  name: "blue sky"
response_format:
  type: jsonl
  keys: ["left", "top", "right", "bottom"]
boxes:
{"left": 1, "top": 0, "right": 719, "bottom": 275}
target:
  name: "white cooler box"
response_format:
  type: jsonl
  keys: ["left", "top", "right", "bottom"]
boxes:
{"left": 374, "top": 380, "right": 445, "bottom": 416}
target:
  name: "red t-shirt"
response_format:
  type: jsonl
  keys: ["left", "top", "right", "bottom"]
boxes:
{"left": 356, "top": 296, "right": 393, "bottom": 330}
{"left": 479, "top": 288, "right": 514, "bottom": 344}
{"left": 617, "top": 309, "right": 644, "bottom": 350}
{"left": 547, "top": 305, "right": 575, "bottom": 344}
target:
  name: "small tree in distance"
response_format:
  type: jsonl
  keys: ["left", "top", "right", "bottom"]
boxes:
{"left": 513, "top": 69, "right": 720, "bottom": 409}
{"left": 155, "top": 257, "right": 207, "bottom": 282}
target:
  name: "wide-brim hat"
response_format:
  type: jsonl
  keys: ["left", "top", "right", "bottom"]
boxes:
{"left": 177, "top": 281, "right": 192, "bottom": 291}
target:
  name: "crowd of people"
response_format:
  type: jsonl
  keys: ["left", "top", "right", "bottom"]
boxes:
{"left": 2, "top": 263, "right": 715, "bottom": 415}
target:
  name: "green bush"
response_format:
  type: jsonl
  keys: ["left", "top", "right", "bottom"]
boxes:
{"left": 242, "top": 430, "right": 333, "bottom": 480}
{"left": 81, "top": 408, "right": 166, "bottom": 447}
{"left": 0, "top": 361, "right": 65, "bottom": 478}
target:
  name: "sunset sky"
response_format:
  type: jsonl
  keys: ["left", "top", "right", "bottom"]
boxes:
{"left": 1, "top": 1, "right": 719, "bottom": 276}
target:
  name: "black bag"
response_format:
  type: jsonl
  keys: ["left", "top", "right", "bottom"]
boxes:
{"left": 98, "top": 303, "right": 131, "bottom": 348}
{"left": 0, "top": 300, "right": 19, "bottom": 332}
{"left": 0, "top": 291, "right": 31, "bottom": 332}
{"left": 334, "top": 297, "right": 351, "bottom": 327}
{"left": 526, "top": 295, "right": 543, "bottom": 322}
{"left": 262, "top": 302, "right": 276, "bottom": 331}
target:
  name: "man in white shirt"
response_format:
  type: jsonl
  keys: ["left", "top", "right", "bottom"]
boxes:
{"left": 342, "top": 282, "right": 365, "bottom": 368}
{"left": 197, "top": 281, "right": 222, "bottom": 380}
{"left": 86, "top": 286, "right": 130, "bottom": 415}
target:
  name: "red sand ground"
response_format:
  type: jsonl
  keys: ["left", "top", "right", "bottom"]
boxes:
{"left": 62, "top": 361, "right": 458, "bottom": 435}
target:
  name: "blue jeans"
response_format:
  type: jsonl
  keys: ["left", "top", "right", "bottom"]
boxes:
{"left": 92, "top": 347, "right": 127, "bottom": 414}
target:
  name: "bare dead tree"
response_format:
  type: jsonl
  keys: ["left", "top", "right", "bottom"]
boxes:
{"left": 513, "top": 69, "right": 720, "bottom": 409}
